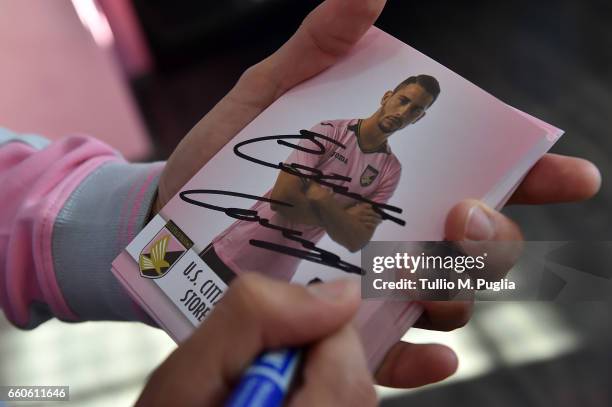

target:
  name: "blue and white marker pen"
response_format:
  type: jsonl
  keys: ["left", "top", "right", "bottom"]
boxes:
{"left": 225, "top": 348, "right": 302, "bottom": 407}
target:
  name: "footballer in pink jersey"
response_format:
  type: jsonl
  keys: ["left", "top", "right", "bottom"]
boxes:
{"left": 202, "top": 75, "right": 441, "bottom": 280}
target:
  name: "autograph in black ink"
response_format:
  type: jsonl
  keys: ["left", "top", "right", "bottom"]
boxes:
{"left": 179, "top": 130, "right": 405, "bottom": 275}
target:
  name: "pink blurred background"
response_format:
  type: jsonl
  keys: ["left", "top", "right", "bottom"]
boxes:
{"left": 0, "top": 0, "right": 152, "bottom": 159}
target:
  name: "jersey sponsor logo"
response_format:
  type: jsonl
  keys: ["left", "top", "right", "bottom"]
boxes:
{"left": 360, "top": 165, "right": 379, "bottom": 187}
{"left": 331, "top": 150, "right": 348, "bottom": 164}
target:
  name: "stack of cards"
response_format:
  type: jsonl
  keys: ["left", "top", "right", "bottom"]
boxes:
{"left": 112, "top": 27, "right": 562, "bottom": 370}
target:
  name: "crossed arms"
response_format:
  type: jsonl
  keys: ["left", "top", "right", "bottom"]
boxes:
{"left": 269, "top": 170, "right": 382, "bottom": 252}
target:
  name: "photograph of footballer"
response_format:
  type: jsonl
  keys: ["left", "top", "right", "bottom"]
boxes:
{"left": 201, "top": 75, "right": 441, "bottom": 281}
{"left": 112, "top": 25, "right": 567, "bottom": 371}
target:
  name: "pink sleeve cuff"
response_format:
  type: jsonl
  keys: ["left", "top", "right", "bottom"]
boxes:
{"left": 0, "top": 133, "right": 164, "bottom": 328}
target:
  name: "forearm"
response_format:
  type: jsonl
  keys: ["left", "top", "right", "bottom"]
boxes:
{"left": 0, "top": 131, "right": 162, "bottom": 329}
{"left": 312, "top": 199, "right": 370, "bottom": 252}
{"left": 270, "top": 190, "right": 323, "bottom": 226}
{"left": 50, "top": 159, "right": 163, "bottom": 325}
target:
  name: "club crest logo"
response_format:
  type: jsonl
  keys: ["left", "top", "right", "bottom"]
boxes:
{"left": 139, "top": 220, "right": 193, "bottom": 279}
{"left": 360, "top": 165, "right": 379, "bottom": 187}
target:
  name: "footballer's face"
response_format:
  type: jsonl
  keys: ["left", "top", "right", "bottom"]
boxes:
{"left": 377, "top": 83, "right": 434, "bottom": 134}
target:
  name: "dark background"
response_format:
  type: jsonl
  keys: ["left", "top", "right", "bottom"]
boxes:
{"left": 126, "top": 2, "right": 611, "bottom": 403}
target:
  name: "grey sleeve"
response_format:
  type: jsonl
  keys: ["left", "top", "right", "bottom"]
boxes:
{"left": 51, "top": 160, "right": 164, "bottom": 325}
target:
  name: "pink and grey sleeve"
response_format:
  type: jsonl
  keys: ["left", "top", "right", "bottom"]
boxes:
{"left": 0, "top": 128, "right": 163, "bottom": 329}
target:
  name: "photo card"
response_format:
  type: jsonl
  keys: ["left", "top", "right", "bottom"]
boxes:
{"left": 113, "top": 27, "right": 562, "bottom": 370}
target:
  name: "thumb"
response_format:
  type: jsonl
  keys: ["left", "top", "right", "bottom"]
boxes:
{"left": 445, "top": 199, "right": 522, "bottom": 242}
{"left": 265, "top": 0, "right": 387, "bottom": 96}
{"left": 138, "top": 274, "right": 360, "bottom": 406}
{"left": 157, "top": 0, "right": 387, "bottom": 210}
{"left": 445, "top": 199, "right": 523, "bottom": 283}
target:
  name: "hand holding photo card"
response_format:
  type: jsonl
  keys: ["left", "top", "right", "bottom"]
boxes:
{"left": 112, "top": 27, "right": 562, "bottom": 370}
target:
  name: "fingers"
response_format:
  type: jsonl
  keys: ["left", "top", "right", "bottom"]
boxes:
{"left": 158, "top": 0, "right": 387, "bottom": 208}
{"left": 359, "top": 205, "right": 383, "bottom": 228}
{"left": 414, "top": 199, "right": 524, "bottom": 332}
{"left": 137, "top": 274, "right": 360, "bottom": 406}
{"left": 289, "top": 324, "right": 377, "bottom": 407}
{"left": 363, "top": 207, "right": 383, "bottom": 223}
{"left": 445, "top": 199, "right": 523, "bottom": 242}
{"left": 413, "top": 301, "right": 473, "bottom": 331}
{"left": 362, "top": 217, "right": 383, "bottom": 228}
{"left": 508, "top": 153, "right": 601, "bottom": 205}
{"left": 375, "top": 342, "right": 458, "bottom": 388}
{"left": 445, "top": 199, "right": 523, "bottom": 278}
{"left": 348, "top": 204, "right": 382, "bottom": 224}
{"left": 262, "top": 0, "right": 386, "bottom": 96}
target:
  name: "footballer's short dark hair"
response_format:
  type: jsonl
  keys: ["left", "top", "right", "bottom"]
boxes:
{"left": 393, "top": 74, "right": 441, "bottom": 105}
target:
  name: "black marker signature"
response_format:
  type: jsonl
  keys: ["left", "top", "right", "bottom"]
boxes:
{"left": 233, "top": 130, "right": 405, "bottom": 226}
{"left": 180, "top": 130, "right": 406, "bottom": 275}
{"left": 180, "top": 189, "right": 362, "bottom": 275}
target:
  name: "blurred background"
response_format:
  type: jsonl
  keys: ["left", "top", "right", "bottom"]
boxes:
{"left": 0, "top": 0, "right": 610, "bottom": 405}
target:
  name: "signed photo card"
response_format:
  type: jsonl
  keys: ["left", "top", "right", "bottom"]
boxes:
{"left": 112, "top": 27, "right": 562, "bottom": 370}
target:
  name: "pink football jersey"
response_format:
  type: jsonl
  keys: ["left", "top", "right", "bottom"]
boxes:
{"left": 212, "top": 118, "right": 402, "bottom": 280}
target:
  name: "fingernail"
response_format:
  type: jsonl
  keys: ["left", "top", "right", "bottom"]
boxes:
{"left": 465, "top": 204, "right": 495, "bottom": 241}
{"left": 307, "top": 279, "right": 360, "bottom": 301}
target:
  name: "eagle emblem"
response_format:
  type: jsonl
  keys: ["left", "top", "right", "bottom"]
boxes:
{"left": 360, "top": 165, "right": 379, "bottom": 187}
{"left": 139, "top": 236, "right": 171, "bottom": 277}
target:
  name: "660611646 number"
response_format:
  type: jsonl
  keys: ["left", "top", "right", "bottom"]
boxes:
{"left": 1, "top": 386, "right": 69, "bottom": 401}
